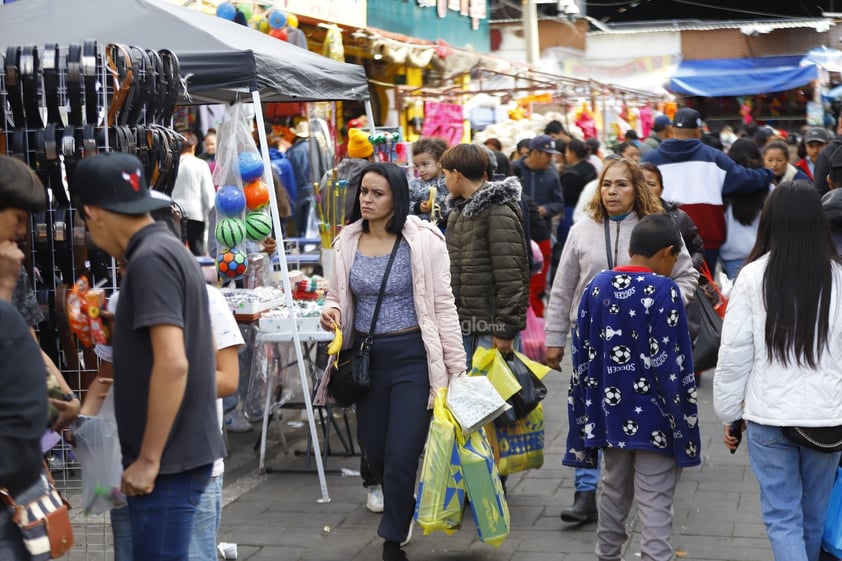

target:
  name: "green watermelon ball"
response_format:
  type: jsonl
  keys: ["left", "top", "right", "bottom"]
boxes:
{"left": 245, "top": 211, "right": 273, "bottom": 241}
{"left": 215, "top": 217, "right": 247, "bottom": 248}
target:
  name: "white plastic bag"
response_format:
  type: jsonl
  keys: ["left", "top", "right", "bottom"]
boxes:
{"left": 446, "top": 375, "right": 510, "bottom": 435}
{"left": 72, "top": 389, "right": 126, "bottom": 515}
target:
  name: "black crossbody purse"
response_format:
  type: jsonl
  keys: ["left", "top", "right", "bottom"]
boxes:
{"left": 328, "top": 235, "right": 402, "bottom": 408}
{"left": 782, "top": 425, "right": 842, "bottom": 453}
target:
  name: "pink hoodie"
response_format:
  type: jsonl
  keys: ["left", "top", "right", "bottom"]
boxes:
{"left": 314, "top": 216, "right": 466, "bottom": 408}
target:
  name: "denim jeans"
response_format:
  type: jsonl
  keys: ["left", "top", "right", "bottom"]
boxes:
{"left": 127, "top": 464, "right": 212, "bottom": 561}
{"left": 110, "top": 505, "right": 133, "bottom": 561}
{"left": 576, "top": 464, "right": 601, "bottom": 492}
{"left": 719, "top": 257, "right": 744, "bottom": 280}
{"left": 747, "top": 421, "right": 842, "bottom": 561}
{"left": 356, "top": 331, "right": 431, "bottom": 544}
{"left": 189, "top": 474, "right": 223, "bottom": 561}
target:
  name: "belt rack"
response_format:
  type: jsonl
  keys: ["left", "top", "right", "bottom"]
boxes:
{"left": 0, "top": 43, "right": 186, "bottom": 483}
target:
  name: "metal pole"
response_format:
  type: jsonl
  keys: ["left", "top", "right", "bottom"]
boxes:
{"left": 252, "top": 90, "right": 331, "bottom": 503}
{"left": 523, "top": 0, "right": 540, "bottom": 66}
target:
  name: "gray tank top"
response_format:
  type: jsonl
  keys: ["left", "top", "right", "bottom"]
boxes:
{"left": 350, "top": 240, "right": 418, "bottom": 334}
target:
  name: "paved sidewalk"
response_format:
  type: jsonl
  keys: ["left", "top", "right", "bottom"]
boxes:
{"left": 216, "top": 357, "right": 772, "bottom": 561}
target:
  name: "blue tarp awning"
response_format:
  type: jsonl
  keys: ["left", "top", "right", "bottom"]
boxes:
{"left": 669, "top": 56, "right": 819, "bottom": 97}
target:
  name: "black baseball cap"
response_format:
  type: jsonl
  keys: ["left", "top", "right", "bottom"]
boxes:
{"left": 529, "top": 134, "right": 562, "bottom": 155}
{"left": 804, "top": 127, "right": 830, "bottom": 145}
{"left": 70, "top": 152, "right": 171, "bottom": 215}
{"left": 673, "top": 108, "right": 702, "bottom": 129}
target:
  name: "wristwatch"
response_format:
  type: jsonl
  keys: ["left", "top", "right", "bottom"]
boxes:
{"left": 61, "top": 392, "right": 78, "bottom": 402}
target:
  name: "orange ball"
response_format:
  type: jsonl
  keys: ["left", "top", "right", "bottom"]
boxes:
{"left": 269, "top": 28, "right": 287, "bottom": 41}
{"left": 243, "top": 181, "right": 270, "bottom": 210}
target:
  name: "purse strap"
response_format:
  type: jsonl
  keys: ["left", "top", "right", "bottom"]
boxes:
{"left": 0, "top": 460, "right": 55, "bottom": 511}
{"left": 365, "top": 235, "right": 403, "bottom": 339}
{"left": 603, "top": 219, "right": 615, "bottom": 269}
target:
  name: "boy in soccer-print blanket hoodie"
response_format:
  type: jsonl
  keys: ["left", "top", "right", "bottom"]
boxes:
{"left": 563, "top": 216, "right": 701, "bottom": 470}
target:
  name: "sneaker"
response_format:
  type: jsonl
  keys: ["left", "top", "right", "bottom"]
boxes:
{"left": 224, "top": 409, "right": 253, "bottom": 433}
{"left": 366, "top": 485, "right": 384, "bottom": 513}
{"left": 400, "top": 522, "right": 413, "bottom": 547}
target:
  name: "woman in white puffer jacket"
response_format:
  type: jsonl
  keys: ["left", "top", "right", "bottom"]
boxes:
{"left": 714, "top": 180, "right": 842, "bottom": 561}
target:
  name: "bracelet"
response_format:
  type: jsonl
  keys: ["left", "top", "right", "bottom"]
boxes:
{"left": 61, "top": 392, "right": 79, "bottom": 402}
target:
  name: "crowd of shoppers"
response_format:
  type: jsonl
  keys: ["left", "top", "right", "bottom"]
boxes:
{"left": 9, "top": 105, "right": 842, "bottom": 561}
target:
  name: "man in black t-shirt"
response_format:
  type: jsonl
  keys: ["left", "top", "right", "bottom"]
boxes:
{"left": 70, "top": 153, "right": 224, "bottom": 561}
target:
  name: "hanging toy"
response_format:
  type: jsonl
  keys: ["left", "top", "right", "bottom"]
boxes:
{"left": 269, "top": 28, "right": 288, "bottom": 41}
{"left": 216, "top": 2, "right": 237, "bottom": 20}
{"left": 268, "top": 10, "right": 288, "bottom": 29}
{"left": 245, "top": 211, "right": 273, "bottom": 241}
{"left": 238, "top": 152, "right": 265, "bottom": 182}
{"left": 217, "top": 247, "right": 249, "bottom": 280}
{"left": 215, "top": 217, "right": 247, "bottom": 248}
{"left": 215, "top": 185, "right": 247, "bottom": 217}
{"left": 243, "top": 180, "right": 270, "bottom": 210}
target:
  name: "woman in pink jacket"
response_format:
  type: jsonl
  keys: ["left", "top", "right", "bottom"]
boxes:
{"left": 317, "top": 162, "right": 465, "bottom": 561}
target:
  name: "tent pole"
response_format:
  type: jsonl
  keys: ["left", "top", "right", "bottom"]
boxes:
{"left": 252, "top": 89, "right": 331, "bottom": 504}
{"left": 364, "top": 99, "right": 377, "bottom": 131}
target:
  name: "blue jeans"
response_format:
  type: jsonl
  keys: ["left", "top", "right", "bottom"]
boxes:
{"left": 356, "top": 331, "right": 431, "bottom": 544}
{"left": 719, "top": 257, "right": 744, "bottom": 280}
{"left": 189, "top": 474, "right": 223, "bottom": 561}
{"left": 576, "top": 463, "right": 600, "bottom": 492}
{"left": 110, "top": 506, "right": 133, "bottom": 561}
{"left": 126, "top": 464, "right": 212, "bottom": 561}
{"left": 747, "top": 422, "right": 841, "bottom": 561}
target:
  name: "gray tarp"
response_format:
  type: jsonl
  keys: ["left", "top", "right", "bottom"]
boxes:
{"left": 0, "top": 0, "right": 369, "bottom": 104}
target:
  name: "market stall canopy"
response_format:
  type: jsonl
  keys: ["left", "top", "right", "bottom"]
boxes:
{"left": 669, "top": 56, "right": 819, "bottom": 97}
{"left": 801, "top": 46, "right": 842, "bottom": 73}
{"left": 0, "top": 0, "right": 369, "bottom": 104}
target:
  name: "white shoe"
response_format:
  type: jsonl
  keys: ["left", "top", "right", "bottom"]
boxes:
{"left": 366, "top": 485, "right": 384, "bottom": 513}
{"left": 224, "top": 409, "right": 253, "bottom": 433}
{"left": 401, "top": 522, "right": 413, "bottom": 547}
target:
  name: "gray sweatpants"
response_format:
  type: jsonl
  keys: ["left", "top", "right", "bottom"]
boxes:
{"left": 596, "top": 449, "right": 682, "bottom": 561}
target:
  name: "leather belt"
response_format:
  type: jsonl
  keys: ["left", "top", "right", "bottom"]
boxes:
{"left": 0, "top": 52, "right": 6, "bottom": 155}
{"left": 42, "top": 43, "right": 63, "bottom": 126}
{"left": 66, "top": 44, "right": 83, "bottom": 126}
{"left": 82, "top": 40, "right": 99, "bottom": 125}
{"left": 355, "top": 326, "right": 421, "bottom": 338}
{"left": 20, "top": 45, "right": 44, "bottom": 129}
{"left": 38, "top": 124, "right": 69, "bottom": 207}
{"left": 155, "top": 49, "right": 180, "bottom": 124}
{"left": 5, "top": 46, "right": 25, "bottom": 128}
{"left": 106, "top": 43, "right": 135, "bottom": 127}
{"left": 126, "top": 46, "right": 152, "bottom": 126}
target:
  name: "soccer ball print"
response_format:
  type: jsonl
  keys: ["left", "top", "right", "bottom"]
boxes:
{"left": 217, "top": 247, "right": 248, "bottom": 279}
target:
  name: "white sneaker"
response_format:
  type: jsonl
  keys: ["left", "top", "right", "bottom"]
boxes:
{"left": 366, "top": 485, "right": 384, "bottom": 513}
{"left": 224, "top": 409, "right": 253, "bottom": 433}
{"left": 401, "top": 522, "right": 413, "bottom": 547}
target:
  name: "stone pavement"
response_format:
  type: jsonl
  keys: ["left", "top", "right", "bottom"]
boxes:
{"left": 216, "top": 356, "right": 773, "bottom": 561}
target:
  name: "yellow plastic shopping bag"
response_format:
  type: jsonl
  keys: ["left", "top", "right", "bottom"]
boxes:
{"left": 414, "top": 389, "right": 465, "bottom": 535}
{"left": 459, "top": 426, "right": 511, "bottom": 547}
{"left": 486, "top": 403, "right": 545, "bottom": 476}
{"left": 469, "top": 347, "right": 521, "bottom": 401}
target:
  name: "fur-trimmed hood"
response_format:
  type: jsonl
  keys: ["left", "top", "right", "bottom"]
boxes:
{"left": 453, "top": 177, "right": 522, "bottom": 218}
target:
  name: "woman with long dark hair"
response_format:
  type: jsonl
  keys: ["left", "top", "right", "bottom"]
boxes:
{"left": 719, "top": 138, "right": 771, "bottom": 279}
{"left": 315, "top": 163, "right": 465, "bottom": 561}
{"left": 714, "top": 180, "right": 842, "bottom": 561}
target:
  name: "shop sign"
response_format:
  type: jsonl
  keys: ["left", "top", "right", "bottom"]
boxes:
{"left": 560, "top": 55, "right": 679, "bottom": 94}
{"left": 422, "top": 101, "right": 465, "bottom": 146}
{"left": 275, "top": 0, "right": 366, "bottom": 28}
